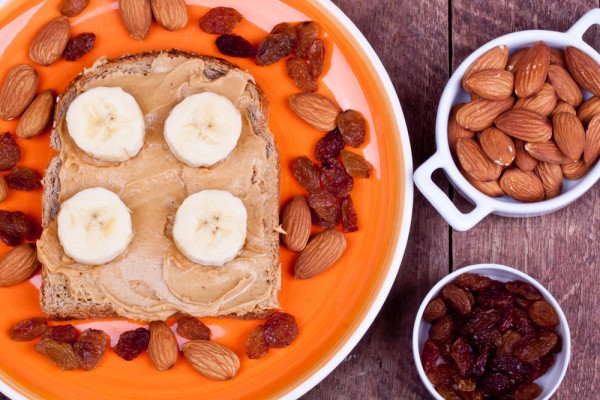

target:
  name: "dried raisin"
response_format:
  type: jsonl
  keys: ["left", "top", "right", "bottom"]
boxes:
{"left": 271, "top": 22, "right": 296, "bottom": 45}
{"left": 245, "top": 324, "right": 268, "bottom": 359}
{"left": 263, "top": 312, "right": 298, "bottom": 348}
{"left": 63, "top": 32, "right": 95, "bottom": 61}
{"left": 528, "top": 300, "right": 559, "bottom": 328}
{"left": 340, "top": 196, "right": 358, "bottom": 232}
{"left": 429, "top": 315, "right": 454, "bottom": 343}
{"left": 505, "top": 281, "right": 542, "bottom": 301}
{"left": 0, "top": 210, "right": 38, "bottom": 246}
{"left": 423, "top": 298, "right": 447, "bottom": 322}
{"left": 199, "top": 7, "right": 242, "bottom": 34}
{"left": 421, "top": 339, "right": 440, "bottom": 373}
{"left": 215, "top": 34, "right": 256, "bottom": 58}
{"left": 114, "top": 327, "right": 150, "bottom": 361}
{"left": 477, "top": 286, "right": 514, "bottom": 309}
{"left": 337, "top": 109, "right": 367, "bottom": 147}
{"left": 321, "top": 158, "right": 354, "bottom": 197}
{"left": 308, "top": 190, "right": 339, "bottom": 228}
{"left": 74, "top": 328, "right": 109, "bottom": 371}
{"left": 479, "top": 372, "right": 512, "bottom": 396}
{"left": 512, "top": 383, "right": 542, "bottom": 400}
{"left": 436, "top": 386, "right": 462, "bottom": 400}
{"left": 340, "top": 149, "right": 371, "bottom": 178}
{"left": 530, "top": 353, "right": 554, "bottom": 381}
{"left": 460, "top": 308, "right": 501, "bottom": 335}
{"left": 497, "top": 330, "right": 522, "bottom": 356}
{"left": 490, "top": 355, "right": 533, "bottom": 384}
{"left": 255, "top": 32, "right": 294, "bottom": 66}
{"left": 293, "top": 156, "right": 321, "bottom": 192}
{"left": 307, "top": 38, "right": 325, "bottom": 78}
{"left": 176, "top": 316, "right": 211, "bottom": 340}
{"left": 315, "top": 129, "right": 345, "bottom": 162}
{"left": 427, "top": 363, "right": 454, "bottom": 386}
{"left": 472, "top": 345, "right": 490, "bottom": 376}
{"left": 286, "top": 57, "right": 317, "bottom": 92}
{"left": 451, "top": 337, "right": 474, "bottom": 377}
{"left": 514, "top": 330, "right": 557, "bottom": 362}
{"left": 34, "top": 339, "right": 80, "bottom": 370}
{"left": 42, "top": 324, "right": 79, "bottom": 344}
{"left": 0, "top": 132, "right": 20, "bottom": 171}
{"left": 9, "top": 317, "right": 47, "bottom": 341}
{"left": 5, "top": 167, "right": 41, "bottom": 191}
{"left": 294, "top": 21, "right": 318, "bottom": 59}
{"left": 442, "top": 284, "right": 473, "bottom": 315}
{"left": 454, "top": 273, "right": 493, "bottom": 292}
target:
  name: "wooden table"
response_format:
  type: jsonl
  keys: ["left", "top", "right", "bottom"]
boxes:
{"left": 2, "top": 1, "right": 599, "bottom": 399}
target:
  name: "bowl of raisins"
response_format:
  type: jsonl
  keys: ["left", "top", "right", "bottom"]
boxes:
{"left": 412, "top": 264, "right": 570, "bottom": 400}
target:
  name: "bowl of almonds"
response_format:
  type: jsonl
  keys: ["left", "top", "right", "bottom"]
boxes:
{"left": 413, "top": 9, "right": 600, "bottom": 231}
{"left": 412, "top": 264, "right": 570, "bottom": 400}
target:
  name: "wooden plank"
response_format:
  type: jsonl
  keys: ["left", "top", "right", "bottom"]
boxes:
{"left": 452, "top": 1, "right": 600, "bottom": 399}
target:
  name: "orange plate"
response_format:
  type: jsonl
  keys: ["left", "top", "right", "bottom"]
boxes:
{"left": 0, "top": 0, "right": 412, "bottom": 399}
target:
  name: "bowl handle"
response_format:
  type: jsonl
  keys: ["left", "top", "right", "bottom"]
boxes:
{"left": 566, "top": 8, "right": 600, "bottom": 39}
{"left": 413, "top": 152, "right": 493, "bottom": 231}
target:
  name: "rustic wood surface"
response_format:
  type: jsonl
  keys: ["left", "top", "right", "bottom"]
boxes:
{"left": 2, "top": 1, "right": 599, "bottom": 399}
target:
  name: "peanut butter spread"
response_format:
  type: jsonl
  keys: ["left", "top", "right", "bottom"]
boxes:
{"left": 37, "top": 54, "right": 280, "bottom": 321}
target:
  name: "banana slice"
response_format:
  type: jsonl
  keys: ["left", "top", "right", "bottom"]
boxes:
{"left": 57, "top": 187, "right": 133, "bottom": 266}
{"left": 173, "top": 190, "right": 247, "bottom": 266}
{"left": 164, "top": 92, "right": 242, "bottom": 167}
{"left": 66, "top": 87, "right": 145, "bottom": 162}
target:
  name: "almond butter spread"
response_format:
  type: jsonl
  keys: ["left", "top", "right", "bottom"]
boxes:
{"left": 37, "top": 54, "right": 280, "bottom": 321}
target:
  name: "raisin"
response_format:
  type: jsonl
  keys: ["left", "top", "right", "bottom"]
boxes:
{"left": 453, "top": 273, "right": 493, "bottom": 292}
{"left": 308, "top": 190, "right": 339, "bottom": 228}
{"left": 426, "top": 363, "right": 454, "bottom": 386}
{"left": 263, "top": 312, "right": 298, "bottom": 348}
{"left": 0, "top": 132, "right": 20, "bottom": 171}
{"left": 9, "top": 318, "right": 47, "bottom": 341}
{"left": 337, "top": 109, "right": 367, "bottom": 147}
{"left": 442, "top": 284, "right": 473, "bottom": 315}
{"left": 505, "top": 281, "right": 543, "bottom": 301}
{"left": 340, "top": 149, "right": 371, "bottom": 178}
{"left": 314, "top": 129, "right": 344, "bottom": 162}
{"left": 199, "top": 7, "right": 242, "bottom": 34}
{"left": 176, "top": 316, "right": 211, "bottom": 340}
{"left": 435, "top": 386, "right": 462, "bottom": 400}
{"left": 255, "top": 32, "right": 294, "bottom": 66}
{"left": 293, "top": 156, "right": 321, "bottom": 192}
{"left": 529, "top": 353, "right": 554, "bottom": 381}
{"left": 63, "top": 32, "right": 95, "bottom": 61}
{"left": 456, "top": 376, "right": 476, "bottom": 392}
{"left": 421, "top": 339, "right": 440, "bottom": 373}
{"left": 528, "top": 300, "right": 559, "bottom": 328}
{"left": 307, "top": 38, "right": 324, "bottom": 78}
{"left": 0, "top": 210, "right": 38, "bottom": 246}
{"left": 472, "top": 328, "right": 501, "bottom": 348}
{"left": 477, "top": 287, "right": 514, "bottom": 309}
{"left": 472, "top": 345, "right": 490, "bottom": 377}
{"left": 340, "top": 196, "right": 358, "bottom": 233}
{"left": 5, "top": 167, "right": 41, "bottom": 191}
{"left": 512, "top": 383, "right": 542, "bottom": 400}
{"left": 34, "top": 339, "right": 80, "bottom": 370}
{"left": 286, "top": 57, "right": 317, "bottom": 92}
{"left": 59, "top": 0, "right": 88, "bottom": 17}
{"left": 429, "top": 315, "right": 454, "bottom": 343}
{"left": 514, "top": 297, "right": 533, "bottom": 311}
{"left": 490, "top": 355, "right": 533, "bottom": 384}
{"left": 74, "top": 328, "right": 109, "bottom": 371}
{"left": 497, "top": 330, "right": 522, "bottom": 356}
{"left": 514, "top": 330, "right": 557, "bottom": 362}
{"left": 245, "top": 324, "right": 269, "bottom": 359}
{"left": 215, "top": 34, "right": 256, "bottom": 58}
{"left": 460, "top": 308, "right": 501, "bottom": 335}
{"left": 480, "top": 372, "right": 512, "bottom": 396}
{"left": 42, "top": 325, "right": 79, "bottom": 344}
{"left": 438, "top": 340, "right": 453, "bottom": 364}
{"left": 321, "top": 158, "right": 354, "bottom": 197}
{"left": 451, "top": 337, "right": 474, "bottom": 377}
{"left": 423, "top": 298, "right": 447, "bottom": 322}
{"left": 294, "top": 21, "right": 318, "bottom": 59}
{"left": 114, "top": 327, "right": 150, "bottom": 361}
{"left": 271, "top": 22, "right": 296, "bottom": 45}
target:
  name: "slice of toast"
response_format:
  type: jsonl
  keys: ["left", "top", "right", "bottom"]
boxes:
{"left": 37, "top": 50, "right": 280, "bottom": 321}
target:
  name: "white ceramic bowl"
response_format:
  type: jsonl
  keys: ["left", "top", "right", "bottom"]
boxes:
{"left": 412, "top": 264, "right": 571, "bottom": 400}
{"left": 413, "top": 9, "right": 600, "bottom": 231}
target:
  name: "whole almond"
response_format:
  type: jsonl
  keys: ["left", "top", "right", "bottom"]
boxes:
{"left": 525, "top": 140, "right": 571, "bottom": 164}
{"left": 547, "top": 65, "right": 582, "bottom": 107}
{"left": 0, "top": 175, "right": 7, "bottom": 202}
{"left": 461, "top": 167, "right": 504, "bottom": 197}
{"left": 535, "top": 161, "right": 563, "bottom": 199}
{"left": 465, "top": 69, "right": 514, "bottom": 100}
{"left": 494, "top": 109, "right": 552, "bottom": 142}
{"left": 0, "top": 244, "right": 40, "bottom": 287}
{"left": 281, "top": 195, "right": 311, "bottom": 252}
{"left": 549, "top": 48, "right": 566, "bottom": 68}
{"left": 506, "top": 47, "right": 528, "bottom": 73}
{"left": 150, "top": 0, "right": 188, "bottom": 31}
{"left": 462, "top": 45, "right": 508, "bottom": 90}
{"left": 456, "top": 138, "right": 502, "bottom": 182}
{"left": 499, "top": 169, "right": 544, "bottom": 202}
{"left": 514, "top": 139, "right": 538, "bottom": 171}
{"left": 551, "top": 100, "right": 576, "bottom": 117}
{"left": 513, "top": 83, "right": 557, "bottom": 118}
{"left": 295, "top": 229, "right": 346, "bottom": 279}
{"left": 552, "top": 112, "right": 585, "bottom": 161}
{"left": 479, "top": 127, "right": 515, "bottom": 166}
{"left": 182, "top": 340, "right": 240, "bottom": 381}
{"left": 288, "top": 93, "right": 340, "bottom": 131}
{"left": 148, "top": 321, "right": 178, "bottom": 371}
{"left": 562, "top": 159, "right": 590, "bottom": 180}
{"left": 119, "top": 0, "right": 152, "bottom": 41}
{"left": 0, "top": 64, "right": 38, "bottom": 120}
{"left": 584, "top": 114, "right": 600, "bottom": 165}
{"left": 515, "top": 41, "right": 550, "bottom": 98}
{"left": 455, "top": 97, "right": 513, "bottom": 131}
{"left": 29, "top": 16, "right": 70, "bottom": 66}
{"left": 16, "top": 89, "right": 55, "bottom": 139}
{"left": 59, "top": 0, "right": 88, "bottom": 17}
{"left": 565, "top": 46, "right": 600, "bottom": 97}
{"left": 577, "top": 96, "right": 600, "bottom": 126}
{"left": 448, "top": 103, "right": 475, "bottom": 156}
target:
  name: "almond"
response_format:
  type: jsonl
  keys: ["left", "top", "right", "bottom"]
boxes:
{"left": 295, "top": 229, "right": 346, "bottom": 279}
{"left": 494, "top": 109, "right": 552, "bottom": 142}
{"left": 499, "top": 169, "right": 544, "bottom": 202}
{"left": 561, "top": 159, "right": 590, "bottom": 180}
{"left": 513, "top": 83, "right": 557, "bottom": 118}
{"left": 119, "top": 0, "right": 152, "bottom": 41}
{"left": 506, "top": 48, "right": 528, "bottom": 73}
{"left": 455, "top": 97, "right": 513, "bottom": 131}
{"left": 552, "top": 112, "right": 585, "bottom": 161}
{"left": 150, "top": 0, "right": 187, "bottom": 31}
{"left": 514, "top": 139, "right": 538, "bottom": 171}
{"left": 59, "top": 0, "right": 88, "bottom": 17}
{"left": 461, "top": 167, "right": 504, "bottom": 197}
{"left": 524, "top": 140, "right": 571, "bottom": 164}
{"left": 0, "top": 244, "right": 40, "bottom": 287}
{"left": 448, "top": 103, "right": 475, "bottom": 156}
{"left": 549, "top": 48, "right": 566, "bottom": 68}
{"left": 281, "top": 195, "right": 311, "bottom": 252}
{"left": 551, "top": 100, "right": 576, "bottom": 117}
{"left": 462, "top": 45, "right": 509, "bottom": 90}
{"left": 16, "top": 89, "right": 55, "bottom": 139}
{"left": 576, "top": 96, "right": 600, "bottom": 126}
{"left": 0, "top": 64, "right": 38, "bottom": 120}
{"left": 182, "top": 340, "right": 240, "bottom": 381}
{"left": 464, "top": 69, "right": 514, "bottom": 101}
{"left": 479, "top": 127, "right": 515, "bottom": 167}
{"left": 456, "top": 138, "right": 502, "bottom": 182}
{"left": 288, "top": 93, "right": 340, "bottom": 131}
{"left": 148, "top": 321, "right": 178, "bottom": 371}
{"left": 515, "top": 41, "right": 550, "bottom": 98}
{"left": 534, "top": 161, "right": 563, "bottom": 199}
{"left": 547, "top": 65, "right": 583, "bottom": 107}
{"left": 565, "top": 46, "right": 600, "bottom": 97}
{"left": 29, "top": 16, "right": 70, "bottom": 66}
{"left": 0, "top": 175, "right": 7, "bottom": 202}
{"left": 584, "top": 114, "right": 600, "bottom": 165}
